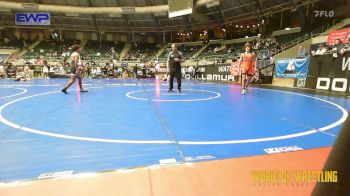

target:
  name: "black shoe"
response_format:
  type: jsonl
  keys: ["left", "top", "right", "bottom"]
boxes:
{"left": 61, "top": 89, "right": 68, "bottom": 94}
{"left": 80, "top": 89, "right": 88, "bottom": 93}
{"left": 168, "top": 89, "right": 172, "bottom": 93}
{"left": 178, "top": 89, "right": 182, "bottom": 93}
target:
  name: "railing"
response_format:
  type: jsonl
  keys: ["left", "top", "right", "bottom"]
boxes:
{"left": 0, "top": 46, "right": 20, "bottom": 50}
{"left": 270, "top": 23, "right": 333, "bottom": 57}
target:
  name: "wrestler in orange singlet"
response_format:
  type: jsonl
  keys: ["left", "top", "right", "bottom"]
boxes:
{"left": 239, "top": 43, "right": 256, "bottom": 95}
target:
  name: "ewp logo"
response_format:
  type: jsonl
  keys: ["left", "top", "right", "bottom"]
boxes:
{"left": 15, "top": 13, "right": 51, "bottom": 25}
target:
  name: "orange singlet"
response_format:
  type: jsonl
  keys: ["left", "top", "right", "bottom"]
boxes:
{"left": 241, "top": 52, "right": 256, "bottom": 75}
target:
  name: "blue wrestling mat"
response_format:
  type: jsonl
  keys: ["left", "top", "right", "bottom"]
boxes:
{"left": 0, "top": 79, "right": 349, "bottom": 182}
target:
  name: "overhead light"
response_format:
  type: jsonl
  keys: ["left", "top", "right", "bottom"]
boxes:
{"left": 0, "top": 8, "right": 11, "bottom": 13}
{"left": 222, "top": 28, "right": 226, "bottom": 32}
{"left": 235, "top": 25, "right": 238, "bottom": 28}
{"left": 154, "top": 12, "right": 167, "bottom": 16}
{"left": 122, "top": 7, "right": 135, "bottom": 14}
{"left": 253, "top": 25, "right": 255, "bottom": 27}
{"left": 169, "top": 8, "right": 192, "bottom": 18}
{"left": 109, "top": 13, "right": 122, "bottom": 18}
{"left": 206, "top": 0, "right": 220, "bottom": 8}
{"left": 21, "top": 3, "right": 38, "bottom": 10}
{"left": 257, "top": 24, "right": 260, "bottom": 26}
{"left": 247, "top": 26, "right": 249, "bottom": 28}
{"left": 245, "top": 36, "right": 249, "bottom": 38}
{"left": 258, "top": 34, "right": 261, "bottom": 36}
{"left": 66, "top": 13, "right": 79, "bottom": 17}
{"left": 240, "top": 26, "right": 243, "bottom": 28}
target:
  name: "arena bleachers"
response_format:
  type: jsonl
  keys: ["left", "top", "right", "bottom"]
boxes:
{"left": 82, "top": 40, "right": 124, "bottom": 60}
{"left": 0, "top": 38, "right": 29, "bottom": 49}
{"left": 124, "top": 42, "right": 159, "bottom": 61}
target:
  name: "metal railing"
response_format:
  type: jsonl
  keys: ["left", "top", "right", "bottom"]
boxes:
{"left": 270, "top": 23, "right": 332, "bottom": 57}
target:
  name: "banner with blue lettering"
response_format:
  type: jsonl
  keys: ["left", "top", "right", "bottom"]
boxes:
{"left": 275, "top": 57, "right": 310, "bottom": 79}
{"left": 15, "top": 13, "right": 51, "bottom": 25}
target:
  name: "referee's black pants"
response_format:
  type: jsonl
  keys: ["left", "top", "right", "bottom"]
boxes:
{"left": 169, "top": 68, "right": 181, "bottom": 91}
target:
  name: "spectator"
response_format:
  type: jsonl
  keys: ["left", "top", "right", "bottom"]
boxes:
{"left": 86, "top": 63, "right": 92, "bottom": 77}
{"left": 14, "top": 66, "right": 27, "bottom": 81}
{"left": 188, "top": 65, "right": 194, "bottom": 80}
{"left": 140, "top": 62, "right": 146, "bottom": 79}
{"left": 262, "top": 51, "right": 271, "bottom": 60}
{"left": 298, "top": 45, "right": 307, "bottom": 57}
{"left": 133, "top": 64, "right": 138, "bottom": 79}
{"left": 154, "top": 61, "right": 160, "bottom": 79}
{"left": 101, "top": 64, "right": 108, "bottom": 78}
{"left": 34, "top": 64, "right": 42, "bottom": 77}
{"left": 331, "top": 39, "right": 346, "bottom": 58}
{"left": 42, "top": 63, "right": 49, "bottom": 79}
{"left": 23, "top": 64, "right": 31, "bottom": 80}
{"left": 0, "top": 63, "right": 5, "bottom": 79}
{"left": 91, "top": 67, "right": 97, "bottom": 77}
{"left": 312, "top": 44, "right": 327, "bottom": 56}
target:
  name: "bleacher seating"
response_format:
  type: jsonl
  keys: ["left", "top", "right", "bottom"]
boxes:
{"left": 124, "top": 42, "right": 159, "bottom": 61}
{"left": 158, "top": 44, "right": 201, "bottom": 61}
{"left": 274, "top": 33, "right": 303, "bottom": 45}
{"left": 22, "top": 39, "right": 80, "bottom": 60}
{"left": 0, "top": 38, "right": 29, "bottom": 49}
{"left": 82, "top": 40, "right": 124, "bottom": 60}
{"left": 198, "top": 43, "right": 244, "bottom": 60}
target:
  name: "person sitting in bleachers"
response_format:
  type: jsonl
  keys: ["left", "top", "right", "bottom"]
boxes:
{"left": 23, "top": 64, "right": 31, "bottom": 80}
{"left": 330, "top": 39, "right": 347, "bottom": 58}
{"left": 14, "top": 66, "right": 26, "bottom": 81}
{"left": 312, "top": 44, "right": 328, "bottom": 56}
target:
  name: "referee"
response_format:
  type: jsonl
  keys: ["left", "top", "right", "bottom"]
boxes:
{"left": 167, "top": 44, "right": 183, "bottom": 93}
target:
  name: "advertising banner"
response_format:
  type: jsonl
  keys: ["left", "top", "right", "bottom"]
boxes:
{"left": 15, "top": 13, "right": 51, "bottom": 25}
{"left": 275, "top": 57, "right": 310, "bottom": 79}
{"left": 326, "top": 28, "right": 350, "bottom": 45}
{"left": 305, "top": 54, "right": 350, "bottom": 93}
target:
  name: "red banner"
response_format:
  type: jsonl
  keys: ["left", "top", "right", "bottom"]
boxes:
{"left": 327, "top": 28, "right": 350, "bottom": 45}
{"left": 230, "top": 61, "right": 241, "bottom": 76}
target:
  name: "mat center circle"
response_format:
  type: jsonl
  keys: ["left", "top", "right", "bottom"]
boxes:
{"left": 126, "top": 89, "right": 221, "bottom": 102}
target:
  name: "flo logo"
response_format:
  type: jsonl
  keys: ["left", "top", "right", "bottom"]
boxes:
{"left": 314, "top": 10, "right": 335, "bottom": 18}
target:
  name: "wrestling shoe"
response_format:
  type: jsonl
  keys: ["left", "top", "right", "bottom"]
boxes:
{"left": 61, "top": 89, "right": 68, "bottom": 94}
